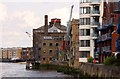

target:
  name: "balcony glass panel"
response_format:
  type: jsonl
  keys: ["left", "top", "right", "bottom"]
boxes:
{"left": 91, "top": 10, "right": 100, "bottom": 14}
{"left": 90, "top": 0, "right": 100, "bottom": 3}
{"left": 91, "top": 22, "right": 100, "bottom": 26}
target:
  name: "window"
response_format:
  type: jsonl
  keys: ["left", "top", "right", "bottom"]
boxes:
{"left": 80, "top": 40, "right": 84, "bottom": 47}
{"left": 49, "top": 58, "right": 52, "bottom": 61}
{"left": 80, "top": 18, "right": 84, "bottom": 25}
{"left": 93, "top": 6, "right": 99, "bottom": 14}
{"left": 55, "top": 43, "right": 59, "bottom": 46}
{"left": 43, "top": 51, "right": 45, "bottom": 53}
{"left": 43, "top": 58, "right": 45, "bottom": 60}
{"left": 86, "top": 40, "right": 90, "bottom": 47}
{"left": 86, "top": 29, "right": 90, "bottom": 36}
{"left": 80, "top": 18, "right": 90, "bottom": 25}
{"left": 43, "top": 43, "right": 46, "bottom": 46}
{"left": 80, "top": 29, "right": 84, "bottom": 36}
{"left": 49, "top": 43, "right": 52, "bottom": 46}
{"left": 93, "top": 16, "right": 99, "bottom": 23}
{"left": 38, "top": 48, "right": 41, "bottom": 50}
{"left": 86, "top": 7, "right": 90, "bottom": 13}
{"left": 49, "top": 50, "right": 52, "bottom": 53}
{"left": 80, "top": 40, "right": 90, "bottom": 47}
{"left": 86, "top": 18, "right": 90, "bottom": 25}
{"left": 80, "top": 29, "right": 90, "bottom": 36}
{"left": 80, "top": 51, "right": 90, "bottom": 58}
{"left": 80, "top": 7, "right": 90, "bottom": 14}
{"left": 53, "top": 30, "right": 58, "bottom": 32}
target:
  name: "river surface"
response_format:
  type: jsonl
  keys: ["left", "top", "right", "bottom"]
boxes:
{"left": 0, "top": 62, "right": 72, "bottom": 79}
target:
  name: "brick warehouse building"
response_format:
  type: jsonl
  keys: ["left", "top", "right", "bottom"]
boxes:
{"left": 96, "top": 1, "right": 120, "bottom": 63}
{"left": 33, "top": 15, "right": 66, "bottom": 64}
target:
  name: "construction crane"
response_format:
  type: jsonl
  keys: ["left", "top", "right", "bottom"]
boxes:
{"left": 65, "top": 5, "right": 74, "bottom": 66}
{"left": 26, "top": 32, "right": 33, "bottom": 41}
{"left": 67, "top": 5, "right": 74, "bottom": 37}
{"left": 69, "top": 5, "right": 74, "bottom": 23}
{"left": 67, "top": 5, "right": 74, "bottom": 47}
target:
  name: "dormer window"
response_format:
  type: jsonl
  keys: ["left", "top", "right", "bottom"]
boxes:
{"left": 53, "top": 30, "right": 58, "bottom": 32}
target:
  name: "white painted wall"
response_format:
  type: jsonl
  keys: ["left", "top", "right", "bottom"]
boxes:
{"left": 79, "top": 0, "right": 103, "bottom": 59}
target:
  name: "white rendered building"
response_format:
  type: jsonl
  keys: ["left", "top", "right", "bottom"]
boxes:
{"left": 79, "top": 0, "right": 103, "bottom": 62}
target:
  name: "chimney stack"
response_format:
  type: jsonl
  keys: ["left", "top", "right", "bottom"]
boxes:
{"left": 44, "top": 15, "right": 48, "bottom": 35}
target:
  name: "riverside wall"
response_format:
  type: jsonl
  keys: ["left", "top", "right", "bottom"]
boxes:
{"left": 79, "top": 63, "right": 120, "bottom": 77}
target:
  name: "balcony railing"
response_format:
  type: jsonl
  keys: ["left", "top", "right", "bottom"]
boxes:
{"left": 96, "top": 47, "right": 100, "bottom": 52}
{"left": 97, "top": 36, "right": 101, "bottom": 42}
{"left": 90, "top": 0, "right": 100, "bottom": 3}
{"left": 97, "top": 33, "right": 111, "bottom": 42}
{"left": 102, "top": 33, "right": 111, "bottom": 41}
{"left": 80, "top": 0, "right": 100, "bottom": 3}
{"left": 91, "top": 10, "right": 100, "bottom": 14}
{"left": 91, "top": 33, "right": 98, "bottom": 37}
{"left": 106, "top": 33, "right": 111, "bottom": 40}
{"left": 101, "top": 46, "right": 111, "bottom": 53}
{"left": 91, "top": 22, "right": 100, "bottom": 26}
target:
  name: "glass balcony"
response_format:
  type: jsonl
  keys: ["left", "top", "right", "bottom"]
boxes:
{"left": 91, "top": 33, "right": 98, "bottom": 37}
{"left": 101, "top": 46, "right": 111, "bottom": 53}
{"left": 91, "top": 22, "right": 100, "bottom": 26}
{"left": 106, "top": 33, "right": 112, "bottom": 40}
{"left": 80, "top": 0, "right": 91, "bottom": 3}
{"left": 91, "top": 10, "right": 100, "bottom": 14}
{"left": 90, "top": 0, "right": 100, "bottom": 3}
{"left": 96, "top": 33, "right": 111, "bottom": 42}
{"left": 96, "top": 47, "right": 100, "bottom": 52}
{"left": 96, "top": 36, "right": 101, "bottom": 42}
{"left": 91, "top": 33, "right": 98, "bottom": 39}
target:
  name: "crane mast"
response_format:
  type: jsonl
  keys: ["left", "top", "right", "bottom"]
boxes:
{"left": 67, "top": 5, "right": 74, "bottom": 36}
{"left": 69, "top": 5, "right": 74, "bottom": 22}
{"left": 26, "top": 32, "right": 33, "bottom": 41}
{"left": 65, "top": 5, "right": 74, "bottom": 66}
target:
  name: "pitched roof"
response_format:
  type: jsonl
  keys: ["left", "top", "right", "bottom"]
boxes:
{"left": 48, "top": 25, "right": 64, "bottom": 32}
{"left": 37, "top": 25, "right": 66, "bottom": 32}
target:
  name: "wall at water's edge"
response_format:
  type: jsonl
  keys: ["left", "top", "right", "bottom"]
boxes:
{"left": 79, "top": 63, "right": 120, "bottom": 77}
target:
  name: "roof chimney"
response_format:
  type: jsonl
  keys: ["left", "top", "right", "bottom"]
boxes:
{"left": 44, "top": 15, "right": 48, "bottom": 35}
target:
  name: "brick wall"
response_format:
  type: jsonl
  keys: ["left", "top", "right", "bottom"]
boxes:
{"left": 79, "top": 63, "right": 120, "bottom": 77}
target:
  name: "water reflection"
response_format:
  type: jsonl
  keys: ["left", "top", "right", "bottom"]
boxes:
{"left": 1, "top": 63, "right": 73, "bottom": 79}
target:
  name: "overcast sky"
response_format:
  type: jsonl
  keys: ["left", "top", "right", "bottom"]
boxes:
{"left": 0, "top": 0, "right": 79, "bottom": 48}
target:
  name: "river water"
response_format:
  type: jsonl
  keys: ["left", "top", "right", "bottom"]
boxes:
{"left": 0, "top": 62, "right": 73, "bottom": 79}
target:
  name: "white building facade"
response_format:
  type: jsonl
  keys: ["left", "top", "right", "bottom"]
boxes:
{"left": 79, "top": 0, "right": 103, "bottom": 61}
